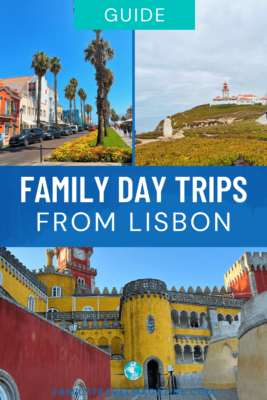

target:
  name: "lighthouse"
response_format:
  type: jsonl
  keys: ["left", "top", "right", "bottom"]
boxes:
{"left": 222, "top": 82, "right": 229, "bottom": 99}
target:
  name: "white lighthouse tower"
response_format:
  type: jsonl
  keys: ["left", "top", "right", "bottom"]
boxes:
{"left": 222, "top": 82, "right": 229, "bottom": 99}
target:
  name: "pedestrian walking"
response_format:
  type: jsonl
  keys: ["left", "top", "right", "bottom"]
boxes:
{"left": 123, "top": 126, "right": 127, "bottom": 138}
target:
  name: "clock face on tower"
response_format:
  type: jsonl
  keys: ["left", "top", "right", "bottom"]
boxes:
{"left": 73, "top": 248, "right": 86, "bottom": 261}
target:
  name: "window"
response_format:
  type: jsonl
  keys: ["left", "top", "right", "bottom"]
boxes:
{"left": 12, "top": 126, "right": 16, "bottom": 136}
{"left": 45, "top": 90, "right": 47, "bottom": 94}
{"left": 22, "top": 105, "right": 26, "bottom": 114}
{"left": 40, "top": 110, "right": 42, "bottom": 116}
{"left": 44, "top": 111, "right": 46, "bottom": 117}
{"left": 32, "top": 108, "right": 34, "bottom": 115}
{"left": 82, "top": 306, "right": 94, "bottom": 312}
{"left": 146, "top": 315, "right": 155, "bottom": 334}
{"left": 116, "top": 306, "right": 120, "bottom": 311}
{"left": 28, "top": 295, "right": 35, "bottom": 311}
{"left": 0, "top": 370, "right": 20, "bottom": 400}
{"left": 28, "top": 107, "right": 30, "bottom": 115}
{"left": 48, "top": 308, "right": 59, "bottom": 313}
{"left": 72, "top": 380, "right": 87, "bottom": 400}
{"left": 13, "top": 102, "right": 17, "bottom": 113}
{"left": 0, "top": 270, "right": 2, "bottom": 286}
{"left": 51, "top": 286, "right": 62, "bottom": 297}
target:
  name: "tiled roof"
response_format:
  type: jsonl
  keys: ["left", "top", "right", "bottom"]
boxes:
{"left": 260, "top": 97, "right": 266, "bottom": 100}
{"left": 239, "top": 97, "right": 251, "bottom": 101}
{"left": 0, "top": 76, "right": 34, "bottom": 83}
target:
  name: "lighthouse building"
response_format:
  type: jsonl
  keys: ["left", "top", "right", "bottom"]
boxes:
{"left": 211, "top": 82, "right": 266, "bottom": 106}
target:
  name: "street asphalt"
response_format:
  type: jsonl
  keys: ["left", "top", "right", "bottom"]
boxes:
{"left": 0, "top": 130, "right": 89, "bottom": 166}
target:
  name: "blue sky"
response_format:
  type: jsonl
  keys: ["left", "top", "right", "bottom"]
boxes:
{"left": 7, "top": 247, "right": 267, "bottom": 293}
{"left": 1, "top": 0, "right": 132, "bottom": 123}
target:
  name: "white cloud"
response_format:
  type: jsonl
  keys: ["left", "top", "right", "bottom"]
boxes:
{"left": 136, "top": 0, "right": 267, "bottom": 118}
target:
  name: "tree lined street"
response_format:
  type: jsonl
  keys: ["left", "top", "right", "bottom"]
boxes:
{"left": 0, "top": 130, "right": 89, "bottom": 166}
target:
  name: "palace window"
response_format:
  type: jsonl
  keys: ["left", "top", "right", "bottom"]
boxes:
{"left": 28, "top": 295, "right": 35, "bottom": 311}
{"left": 51, "top": 286, "right": 62, "bottom": 297}
{"left": 82, "top": 306, "right": 94, "bottom": 312}
{"left": 73, "top": 381, "right": 87, "bottom": 400}
{"left": 146, "top": 315, "right": 155, "bottom": 334}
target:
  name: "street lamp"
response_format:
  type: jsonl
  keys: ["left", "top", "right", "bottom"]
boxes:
{"left": 19, "top": 107, "right": 23, "bottom": 132}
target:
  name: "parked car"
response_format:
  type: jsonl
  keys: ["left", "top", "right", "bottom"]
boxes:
{"left": 83, "top": 124, "right": 89, "bottom": 130}
{"left": 69, "top": 125, "right": 78, "bottom": 134}
{"left": 43, "top": 129, "right": 61, "bottom": 140}
{"left": 0, "top": 134, "right": 4, "bottom": 148}
{"left": 60, "top": 127, "right": 72, "bottom": 136}
{"left": 78, "top": 125, "right": 84, "bottom": 132}
{"left": 9, "top": 128, "right": 43, "bottom": 147}
{"left": 88, "top": 126, "right": 96, "bottom": 131}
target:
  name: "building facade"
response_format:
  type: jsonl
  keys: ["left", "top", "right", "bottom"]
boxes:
{"left": 63, "top": 109, "right": 83, "bottom": 124}
{"left": 1, "top": 247, "right": 259, "bottom": 390}
{"left": 0, "top": 84, "right": 21, "bottom": 145}
{"left": 0, "top": 75, "right": 60, "bottom": 129}
{"left": 58, "top": 104, "right": 63, "bottom": 122}
{"left": 211, "top": 82, "right": 266, "bottom": 106}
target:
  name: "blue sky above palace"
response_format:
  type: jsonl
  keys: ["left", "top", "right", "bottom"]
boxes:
{"left": 7, "top": 247, "right": 267, "bottom": 293}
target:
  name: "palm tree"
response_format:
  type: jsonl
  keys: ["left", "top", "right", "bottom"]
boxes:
{"left": 84, "top": 32, "right": 114, "bottom": 145}
{"left": 82, "top": 92, "right": 87, "bottom": 126}
{"left": 50, "top": 57, "right": 62, "bottom": 128}
{"left": 70, "top": 78, "right": 78, "bottom": 124}
{"left": 64, "top": 84, "right": 75, "bottom": 124}
{"left": 104, "top": 68, "right": 115, "bottom": 136}
{"left": 78, "top": 88, "right": 84, "bottom": 124}
{"left": 89, "top": 105, "right": 93, "bottom": 124}
{"left": 85, "top": 104, "right": 90, "bottom": 124}
{"left": 31, "top": 51, "right": 50, "bottom": 127}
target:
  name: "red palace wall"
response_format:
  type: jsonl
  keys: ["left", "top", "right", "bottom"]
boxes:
{"left": 231, "top": 272, "right": 252, "bottom": 299}
{"left": 0, "top": 295, "right": 111, "bottom": 400}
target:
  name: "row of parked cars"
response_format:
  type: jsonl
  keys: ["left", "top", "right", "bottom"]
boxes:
{"left": 7, "top": 125, "right": 96, "bottom": 147}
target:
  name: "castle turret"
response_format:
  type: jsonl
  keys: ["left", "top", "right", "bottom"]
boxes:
{"left": 54, "top": 247, "right": 96, "bottom": 291}
{"left": 120, "top": 279, "right": 175, "bottom": 389}
{"left": 46, "top": 249, "right": 55, "bottom": 267}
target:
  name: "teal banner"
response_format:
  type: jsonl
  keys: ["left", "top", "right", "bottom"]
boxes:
{"left": 74, "top": 0, "right": 195, "bottom": 30}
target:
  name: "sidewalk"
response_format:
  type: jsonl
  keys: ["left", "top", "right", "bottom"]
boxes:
{"left": 256, "top": 113, "right": 267, "bottom": 125}
{"left": 114, "top": 128, "right": 133, "bottom": 148}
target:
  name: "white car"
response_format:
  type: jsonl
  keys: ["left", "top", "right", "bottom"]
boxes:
{"left": 69, "top": 125, "right": 78, "bottom": 134}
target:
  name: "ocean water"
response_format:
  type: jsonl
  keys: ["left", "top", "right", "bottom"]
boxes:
{"left": 135, "top": 116, "right": 166, "bottom": 135}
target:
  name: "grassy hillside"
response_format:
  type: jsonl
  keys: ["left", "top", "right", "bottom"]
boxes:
{"left": 138, "top": 104, "right": 266, "bottom": 139}
{"left": 135, "top": 104, "right": 267, "bottom": 166}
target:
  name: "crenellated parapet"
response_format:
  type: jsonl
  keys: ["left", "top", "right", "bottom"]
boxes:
{"left": 169, "top": 285, "right": 227, "bottom": 295}
{"left": 0, "top": 247, "right": 47, "bottom": 295}
{"left": 224, "top": 252, "right": 267, "bottom": 290}
{"left": 120, "top": 279, "right": 170, "bottom": 306}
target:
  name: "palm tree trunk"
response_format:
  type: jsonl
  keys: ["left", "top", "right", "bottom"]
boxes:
{"left": 37, "top": 75, "right": 42, "bottom": 128}
{"left": 104, "top": 89, "right": 109, "bottom": 137}
{"left": 74, "top": 97, "right": 76, "bottom": 124}
{"left": 80, "top": 98, "right": 83, "bottom": 124}
{"left": 95, "top": 30, "right": 105, "bottom": 145}
{"left": 69, "top": 99, "right": 72, "bottom": 124}
{"left": 83, "top": 100, "right": 85, "bottom": 125}
{"left": 54, "top": 73, "right": 58, "bottom": 127}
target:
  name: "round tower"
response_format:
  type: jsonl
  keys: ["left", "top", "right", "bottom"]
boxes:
{"left": 120, "top": 279, "right": 175, "bottom": 389}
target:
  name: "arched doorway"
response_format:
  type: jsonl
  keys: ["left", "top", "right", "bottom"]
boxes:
{"left": 143, "top": 356, "right": 164, "bottom": 390}
{"left": 147, "top": 360, "right": 158, "bottom": 389}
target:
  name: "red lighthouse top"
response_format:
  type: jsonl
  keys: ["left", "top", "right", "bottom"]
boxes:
{"left": 223, "top": 82, "right": 228, "bottom": 89}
